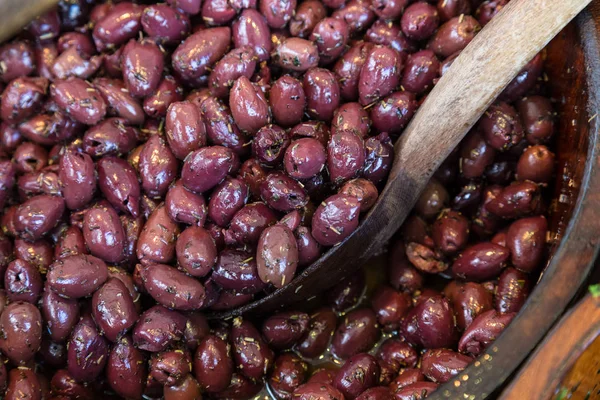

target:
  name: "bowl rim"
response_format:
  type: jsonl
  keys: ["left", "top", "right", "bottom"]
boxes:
{"left": 428, "top": 9, "right": 600, "bottom": 400}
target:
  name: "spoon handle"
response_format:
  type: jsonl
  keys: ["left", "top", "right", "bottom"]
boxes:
{"left": 0, "top": 0, "right": 59, "bottom": 43}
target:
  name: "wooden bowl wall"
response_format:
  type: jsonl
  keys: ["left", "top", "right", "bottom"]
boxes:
{"left": 428, "top": 6, "right": 600, "bottom": 399}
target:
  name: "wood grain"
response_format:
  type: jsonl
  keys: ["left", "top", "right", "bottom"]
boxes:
{"left": 0, "top": 0, "right": 59, "bottom": 44}
{"left": 500, "top": 293, "right": 600, "bottom": 399}
{"left": 210, "top": 0, "right": 594, "bottom": 319}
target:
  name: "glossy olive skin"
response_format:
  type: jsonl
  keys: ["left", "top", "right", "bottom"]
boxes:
{"left": 133, "top": 305, "right": 187, "bottom": 352}
{"left": 366, "top": 20, "right": 416, "bottom": 55}
{"left": 41, "top": 284, "right": 80, "bottom": 342}
{"left": 377, "top": 338, "right": 418, "bottom": 384}
{"left": 479, "top": 102, "right": 524, "bottom": 151}
{"left": 256, "top": 224, "right": 299, "bottom": 288}
{"left": 261, "top": 311, "right": 310, "bottom": 350}
{"left": 451, "top": 242, "right": 509, "bottom": 281}
{"left": 358, "top": 46, "right": 403, "bottom": 106}
{"left": 141, "top": 263, "right": 206, "bottom": 310}
{"left": 500, "top": 52, "right": 544, "bottom": 102}
{"left": 50, "top": 78, "right": 107, "bottom": 125}
{"left": 176, "top": 226, "right": 217, "bottom": 278}
{"left": 393, "top": 382, "right": 438, "bottom": 400}
{"left": 274, "top": 38, "right": 320, "bottom": 71}
{"left": 83, "top": 202, "right": 126, "bottom": 264}
{"left": 260, "top": 171, "right": 308, "bottom": 212}
{"left": 506, "top": 216, "right": 548, "bottom": 272}
{"left": 259, "top": 0, "right": 296, "bottom": 28}
{"left": 137, "top": 205, "right": 180, "bottom": 265}
{"left": 208, "top": 177, "right": 249, "bottom": 227}
{"left": 312, "top": 194, "right": 361, "bottom": 246}
{"left": 334, "top": 42, "right": 375, "bottom": 101}
{"left": 370, "top": 91, "right": 418, "bottom": 134}
{"left": 270, "top": 76, "right": 306, "bottom": 127}
{"left": 303, "top": 68, "right": 341, "bottom": 122}
{"left": 486, "top": 181, "right": 541, "bottom": 219}
{"left": 106, "top": 336, "right": 146, "bottom": 399}
{"left": 92, "top": 2, "right": 143, "bottom": 51}
{"left": 1, "top": 77, "right": 47, "bottom": 123}
{"left": 252, "top": 125, "right": 291, "bottom": 166}
{"left": 420, "top": 349, "right": 472, "bottom": 383}
{"left": 166, "top": 101, "right": 207, "bottom": 160}
{"left": 92, "top": 278, "right": 138, "bottom": 342}
{"left": 5, "top": 368, "right": 42, "bottom": 400}
{"left": 165, "top": 181, "right": 206, "bottom": 227}
{"left": 401, "top": 295, "right": 457, "bottom": 349}
{"left": 476, "top": 0, "right": 508, "bottom": 26}
{"left": 211, "top": 372, "right": 262, "bottom": 399}
{"left": 4, "top": 259, "right": 42, "bottom": 304}
{"left": 294, "top": 383, "right": 345, "bottom": 400}
{"left": 292, "top": 308, "right": 335, "bottom": 359}
{"left": 458, "top": 309, "right": 515, "bottom": 356}
{"left": 232, "top": 9, "right": 272, "bottom": 62}
{"left": 149, "top": 350, "right": 192, "bottom": 387}
{"left": 283, "top": 138, "right": 327, "bottom": 180}
{"left": 209, "top": 47, "right": 257, "bottom": 99}
{"left": 516, "top": 145, "right": 555, "bottom": 183}
{"left": 50, "top": 369, "right": 94, "bottom": 399}
{"left": 431, "top": 209, "right": 470, "bottom": 255}
{"left": 194, "top": 335, "right": 234, "bottom": 392}
{"left": 370, "top": 286, "right": 411, "bottom": 332}
{"left": 182, "top": 146, "right": 237, "bottom": 194}
{"left": 97, "top": 156, "right": 140, "bottom": 217}
{"left": 269, "top": 353, "right": 308, "bottom": 399}
{"left": 14, "top": 237, "right": 53, "bottom": 271}
{"left": 516, "top": 95, "right": 555, "bottom": 144}
{"left": 168, "top": 0, "right": 202, "bottom": 14}
{"left": 231, "top": 318, "right": 274, "bottom": 381}
{"left": 331, "top": 308, "right": 379, "bottom": 360}
{"left": 415, "top": 179, "right": 449, "bottom": 219}
{"left": 138, "top": 135, "right": 178, "bottom": 199}
{"left": 333, "top": 353, "right": 380, "bottom": 399}
{"left": 142, "top": 4, "right": 191, "bottom": 45}
{"left": 328, "top": 131, "right": 365, "bottom": 183}
{"left": 213, "top": 249, "right": 267, "bottom": 294}
{"left": 13, "top": 194, "right": 65, "bottom": 241}
{"left": 67, "top": 314, "right": 109, "bottom": 382}
{"left": 225, "top": 203, "right": 278, "bottom": 245}
{"left": 428, "top": 15, "right": 480, "bottom": 57}
{"left": 47, "top": 254, "right": 108, "bottom": 298}
{"left": 401, "top": 2, "right": 439, "bottom": 41}
{"left": 121, "top": 38, "right": 163, "bottom": 97}
{"left": 0, "top": 41, "right": 35, "bottom": 83}
{"left": 445, "top": 281, "right": 493, "bottom": 330}
{"left": 230, "top": 76, "right": 271, "bottom": 135}
{"left": 172, "top": 27, "right": 231, "bottom": 82}
{"left": 0, "top": 302, "right": 43, "bottom": 364}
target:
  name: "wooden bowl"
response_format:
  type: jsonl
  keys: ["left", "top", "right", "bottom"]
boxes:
{"left": 427, "top": 6, "right": 600, "bottom": 399}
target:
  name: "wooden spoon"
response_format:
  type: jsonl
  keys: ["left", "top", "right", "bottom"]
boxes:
{"left": 210, "top": 0, "right": 593, "bottom": 318}
{"left": 0, "top": 0, "right": 59, "bottom": 43}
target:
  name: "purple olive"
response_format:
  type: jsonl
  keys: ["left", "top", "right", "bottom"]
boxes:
{"left": 333, "top": 353, "right": 380, "bottom": 399}
{"left": 331, "top": 308, "right": 379, "bottom": 360}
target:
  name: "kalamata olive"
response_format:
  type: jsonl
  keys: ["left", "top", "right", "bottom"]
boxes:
{"left": 290, "top": 0, "right": 327, "bottom": 37}
{"left": 252, "top": 125, "right": 291, "bottom": 165}
{"left": 371, "top": 0, "right": 408, "bottom": 19}
{"left": 401, "top": 295, "right": 457, "bottom": 348}
{"left": 458, "top": 309, "right": 515, "bottom": 356}
{"left": 290, "top": 121, "right": 330, "bottom": 147}
{"left": 460, "top": 130, "right": 496, "bottom": 179}
{"left": 377, "top": 338, "right": 419, "bottom": 381}
{"left": 83, "top": 203, "right": 126, "bottom": 264}
{"left": 303, "top": 68, "right": 341, "bottom": 121}
{"left": 389, "top": 368, "right": 425, "bottom": 392}
{"left": 495, "top": 267, "right": 530, "bottom": 314}
{"left": 438, "top": 0, "right": 471, "bottom": 20}
{"left": 210, "top": 290, "right": 254, "bottom": 311}
{"left": 1, "top": 206, "right": 18, "bottom": 237}
{"left": 50, "top": 78, "right": 107, "bottom": 125}
{"left": 500, "top": 52, "right": 544, "bottom": 102}
{"left": 41, "top": 284, "right": 80, "bottom": 342}
{"left": 0, "top": 302, "right": 42, "bottom": 364}
{"left": 17, "top": 169, "right": 61, "bottom": 199}
{"left": 431, "top": 209, "right": 469, "bottom": 255}
{"left": 213, "top": 249, "right": 267, "bottom": 293}
{"left": 327, "top": 131, "right": 365, "bottom": 184}
{"left": 270, "top": 76, "right": 306, "bottom": 127}
{"left": 428, "top": 15, "right": 480, "bottom": 57}
{"left": 230, "top": 76, "right": 271, "bottom": 134}
{"left": 1, "top": 77, "right": 47, "bottom": 123}
{"left": 326, "top": 270, "right": 366, "bottom": 311}
{"left": 182, "top": 146, "right": 236, "bottom": 194}
{"left": 5, "top": 368, "right": 42, "bottom": 400}
{"left": 294, "top": 308, "right": 336, "bottom": 358}
{"left": 333, "top": 353, "right": 380, "bottom": 399}
{"left": 262, "top": 311, "right": 310, "bottom": 349}
{"left": 0, "top": 41, "right": 35, "bottom": 83}
{"left": 405, "top": 242, "right": 447, "bottom": 274}
{"left": 475, "top": 0, "right": 508, "bottom": 26}
{"left": 133, "top": 305, "right": 187, "bottom": 352}
{"left": 13, "top": 142, "right": 48, "bottom": 174}
{"left": 257, "top": 224, "right": 299, "bottom": 287}
{"left": 506, "top": 215, "right": 547, "bottom": 272}
{"left": 92, "top": 2, "right": 142, "bottom": 51}
{"left": 516, "top": 145, "right": 555, "bottom": 183}
{"left": 0, "top": 123, "right": 22, "bottom": 151}
{"left": 212, "top": 373, "right": 263, "bottom": 399}
{"left": 260, "top": 172, "right": 308, "bottom": 212}
{"left": 47, "top": 254, "right": 108, "bottom": 299}
{"left": 361, "top": 132, "right": 393, "bottom": 184}
{"left": 166, "top": 180, "right": 207, "bottom": 227}
{"left": 359, "top": 46, "right": 403, "bottom": 106}
{"left": 4, "top": 259, "right": 42, "bottom": 304}
{"left": 446, "top": 281, "right": 493, "bottom": 330}
{"left": 310, "top": 18, "right": 349, "bottom": 65}
{"left": 142, "top": 4, "right": 191, "bottom": 45}
{"left": 172, "top": 27, "right": 231, "bottom": 82}
{"left": 453, "top": 179, "right": 484, "bottom": 215}
{"left": 82, "top": 118, "right": 138, "bottom": 157}
{"left": 141, "top": 263, "right": 206, "bottom": 310}
{"left": 92, "top": 278, "right": 138, "bottom": 342}
{"left": 274, "top": 38, "right": 320, "bottom": 71}
{"left": 420, "top": 349, "right": 471, "bottom": 383}
{"left": 138, "top": 135, "right": 178, "bottom": 199}
{"left": 50, "top": 369, "right": 93, "bottom": 399}
{"left": 194, "top": 335, "right": 233, "bottom": 392}
{"left": 51, "top": 45, "right": 102, "bottom": 80}
{"left": 294, "top": 226, "right": 321, "bottom": 267}
{"left": 331, "top": 308, "right": 379, "bottom": 359}
{"left": 312, "top": 194, "right": 361, "bottom": 246}
{"left": 183, "top": 312, "right": 210, "bottom": 350}
{"left": 137, "top": 205, "right": 180, "bottom": 265}
{"left": 269, "top": 353, "right": 308, "bottom": 399}
{"left": 143, "top": 75, "right": 185, "bottom": 118}
{"left": 478, "top": 102, "right": 524, "bottom": 151}
{"left": 451, "top": 242, "right": 508, "bottom": 281}
{"left": 332, "top": 0, "right": 375, "bottom": 33}
{"left": 209, "top": 47, "right": 257, "bottom": 99}
{"left": 307, "top": 369, "right": 336, "bottom": 385}
{"left": 415, "top": 179, "right": 449, "bottom": 219}
{"left": 331, "top": 103, "right": 370, "bottom": 139}
{"left": 339, "top": 178, "right": 378, "bottom": 212}
{"left": 168, "top": 0, "right": 202, "bottom": 14}
{"left": 39, "top": 338, "right": 67, "bottom": 368}
{"left": 176, "top": 226, "right": 217, "bottom": 278}
{"left": 393, "top": 381, "right": 438, "bottom": 399}
{"left": 232, "top": 9, "right": 272, "bottom": 62}
{"left": 164, "top": 374, "right": 203, "bottom": 400}
{"left": 35, "top": 41, "right": 58, "bottom": 80}
{"left": 401, "top": 2, "right": 439, "bottom": 41}
{"left": 370, "top": 91, "right": 418, "bottom": 134}
{"left": 208, "top": 177, "right": 249, "bottom": 227}
{"left": 106, "top": 336, "right": 146, "bottom": 399}
{"left": 485, "top": 181, "right": 541, "bottom": 219}
{"left": 202, "top": 0, "right": 237, "bottom": 26}
{"left": 225, "top": 202, "right": 278, "bottom": 245}
{"left": 231, "top": 318, "right": 274, "bottom": 381}
{"left": 516, "top": 95, "right": 555, "bottom": 145}
{"left": 334, "top": 42, "right": 374, "bottom": 101}
{"left": 150, "top": 350, "right": 192, "bottom": 386}
{"left": 371, "top": 286, "right": 411, "bottom": 331}
{"left": 284, "top": 138, "right": 327, "bottom": 180}
{"left": 355, "top": 387, "right": 394, "bottom": 400}
{"left": 97, "top": 156, "right": 140, "bottom": 217}
{"left": 67, "top": 314, "right": 109, "bottom": 382}
{"left": 166, "top": 101, "right": 207, "bottom": 160}
{"left": 14, "top": 194, "right": 65, "bottom": 241}
{"left": 260, "top": 0, "right": 296, "bottom": 28}
{"left": 14, "top": 237, "right": 52, "bottom": 272}
{"left": 119, "top": 214, "right": 143, "bottom": 265}
{"left": 294, "top": 383, "right": 344, "bottom": 400}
